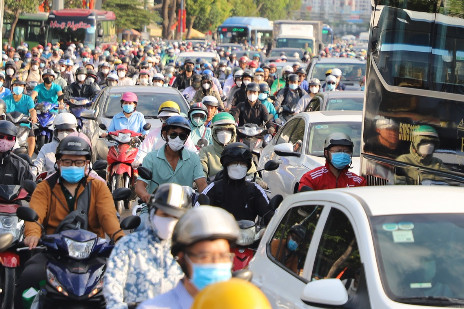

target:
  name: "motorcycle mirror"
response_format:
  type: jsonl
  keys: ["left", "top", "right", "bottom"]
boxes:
{"left": 120, "top": 215, "right": 141, "bottom": 230}
{"left": 16, "top": 206, "right": 39, "bottom": 222}
{"left": 197, "top": 138, "right": 208, "bottom": 148}
{"left": 197, "top": 193, "right": 210, "bottom": 206}
{"left": 0, "top": 233, "right": 14, "bottom": 252}
{"left": 138, "top": 166, "right": 153, "bottom": 180}
{"left": 80, "top": 110, "right": 96, "bottom": 120}
{"left": 269, "top": 194, "right": 283, "bottom": 211}
{"left": 299, "top": 186, "right": 313, "bottom": 192}
{"left": 232, "top": 269, "right": 253, "bottom": 282}
{"left": 113, "top": 187, "right": 131, "bottom": 201}
{"left": 99, "top": 123, "right": 107, "bottom": 131}
{"left": 264, "top": 160, "right": 280, "bottom": 171}
{"left": 142, "top": 123, "right": 151, "bottom": 131}
{"left": 23, "top": 180, "right": 37, "bottom": 195}
{"left": 92, "top": 159, "right": 108, "bottom": 170}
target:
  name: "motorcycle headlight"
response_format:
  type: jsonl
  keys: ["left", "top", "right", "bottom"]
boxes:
{"left": 64, "top": 237, "right": 96, "bottom": 260}
{"left": 236, "top": 227, "right": 256, "bottom": 246}
{"left": 113, "top": 133, "right": 131, "bottom": 143}
{"left": 0, "top": 215, "right": 21, "bottom": 242}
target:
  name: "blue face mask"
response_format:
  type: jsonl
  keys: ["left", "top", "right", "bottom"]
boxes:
{"left": 330, "top": 152, "right": 351, "bottom": 170}
{"left": 13, "top": 86, "right": 24, "bottom": 95}
{"left": 361, "top": 85, "right": 365, "bottom": 91}
{"left": 287, "top": 238, "right": 298, "bottom": 251}
{"left": 0, "top": 82, "right": 3, "bottom": 88}
{"left": 326, "top": 83, "right": 336, "bottom": 91}
{"left": 190, "top": 261, "right": 232, "bottom": 290}
{"left": 60, "top": 166, "right": 85, "bottom": 183}
{"left": 289, "top": 84, "right": 298, "bottom": 90}
{"left": 122, "top": 104, "right": 135, "bottom": 113}
{"left": 258, "top": 93, "right": 268, "bottom": 101}
{"left": 40, "top": 63, "right": 45, "bottom": 68}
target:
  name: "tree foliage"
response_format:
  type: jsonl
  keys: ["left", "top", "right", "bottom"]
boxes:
{"left": 102, "top": 0, "right": 160, "bottom": 32}
{"left": 444, "top": 0, "right": 464, "bottom": 18}
{"left": 4, "top": 0, "right": 42, "bottom": 46}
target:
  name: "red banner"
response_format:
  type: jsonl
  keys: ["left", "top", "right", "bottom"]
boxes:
{"left": 177, "top": 9, "right": 186, "bottom": 33}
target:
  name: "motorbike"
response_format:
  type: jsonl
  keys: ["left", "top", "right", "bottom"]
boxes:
{"left": 0, "top": 181, "right": 35, "bottom": 309}
{"left": 237, "top": 123, "right": 265, "bottom": 168}
{"left": 66, "top": 97, "right": 92, "bottom": 132}
{"left": 101, "top": 123, "right": 151, "bottom": 214}
{"left": 6, "top": 111, "right": 32, "bottom": 156}
{"left": 278, "top": 104, "right": 297, "bottom": 124}
{"left": 16, "top": 188, "right": 140, "bottom": 309}
{"left": 232, "top": 194, "right": 283, "bottom": 271}
{"left": 34, "top": 102, "right": 59, "bottom": 153}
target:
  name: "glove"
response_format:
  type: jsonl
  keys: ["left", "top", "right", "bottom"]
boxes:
{"left": 131, "top": 160, "right": 141, "bottom": 169}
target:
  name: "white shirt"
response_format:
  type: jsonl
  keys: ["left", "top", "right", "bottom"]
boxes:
{"left": 137, "top": 281, "right": 193, "bottom": 309}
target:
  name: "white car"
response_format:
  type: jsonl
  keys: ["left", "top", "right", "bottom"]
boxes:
{"left": 174, "top": 51, "right": 219, "bottom": 65}
{"left": 259, "top": 111, "right": 362, "bottom": 197}
{"left": 250, "top": 186, "right": 464, "bottom": 308}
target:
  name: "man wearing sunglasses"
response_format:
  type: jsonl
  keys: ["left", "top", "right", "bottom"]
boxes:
{"left": 323, "top": 74, "right": 338, "bottom": 92}
{"left": 0, "top": 120, "right": 34, "bottom": 186}
{"left": 135, "top": 116, "right": 207, "bottom": 203}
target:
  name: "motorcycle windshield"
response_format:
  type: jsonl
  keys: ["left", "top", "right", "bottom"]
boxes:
{"left": 0, "top": 185, "right": 20, "bottom": 201}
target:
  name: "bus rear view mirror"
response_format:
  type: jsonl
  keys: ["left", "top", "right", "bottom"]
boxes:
{"left": 98, "top": 29, "right": 104, "bottom": 37}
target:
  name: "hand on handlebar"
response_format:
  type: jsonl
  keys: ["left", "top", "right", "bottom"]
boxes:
{"left": 24, "top": 236, "right": 40, "bottom": 249}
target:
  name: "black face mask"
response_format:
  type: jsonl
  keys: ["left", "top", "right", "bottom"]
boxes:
{"left": 43, "top": 77, "right": 52, "bottom": 84}
{"left": 185, "top": 66, "right": 193, "bottom": 72}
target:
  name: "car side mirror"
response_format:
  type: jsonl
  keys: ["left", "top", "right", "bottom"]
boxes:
{"left": 143, "top": 123, "right": 151, "bottom": 131}
{"left": 92, "top": 159, "right": 108, "bottom": 171}
{"left": 274, "top": 143, "right": 300, "bottom": 157}
{"left": 80, "top": 110, "right": 96, "bottom": 120}
{"left": 23, "top": 180, "right": 37, "bottom": 195}
{"left": 300, "top": 279, "right": 348, "bottom": 307}
{"left": 16, "top": 206, "right": 39, "bottom": 222}
{"left": 138, "top": 166, "right": 153, "bottom": 180}
{"left": 113, "top": 187, "right": 131, "bottom": 201}
{"left": 99, "top": 123, "right": 107, "bottom": 131}
{"left": 264, "top": 160, "right": 280, "bottom": 171}
{"left": 120, "top": 215, "right": 141, "bottom": 230}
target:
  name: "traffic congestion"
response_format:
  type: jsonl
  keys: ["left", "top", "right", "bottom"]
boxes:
{"left": 1, "top": 0, "right": 464, "bottom": 308}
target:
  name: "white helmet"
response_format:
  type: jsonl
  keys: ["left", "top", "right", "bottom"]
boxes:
{"left": 331, "top": 68, "right": 342, "bottom": 77}
{"left": 283, "top": 66, "right": 293, "bottom": 74}
{"left": 53, "top": 112, "right": 78, "bottom": 130}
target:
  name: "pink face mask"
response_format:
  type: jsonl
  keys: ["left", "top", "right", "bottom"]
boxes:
{"left": 0, "top": 139, "right": 15, "bottom": 152}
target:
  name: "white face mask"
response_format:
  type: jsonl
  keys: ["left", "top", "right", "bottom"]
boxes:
{"left": 150, "top": 212, "right": 178, "bottom": 240}
{"left": 243, "top": 80, "right": 251, "bottom": 86}
{"left": 32, "top": 65, "right": 39, "bottom": 70}
{"left": 154, "top": 82, "right": 163, "bottom": 87}
{"left": 216, "top": 130, "right": 232, "bottom": 145}
{"left": 56, "top": 131, "right": 71, "bottom": 141}
{"left": 6, "top": 69, "right": 14, "bottom": 76}
{"left": 167, "top": 136, "right": 185, "bottom": 151}
{"left": 87, "top": 77, "right": 95, "bottom": 84}
{"left": 227, "top": 164, "right": 248, "bottom": 180}
{"left": 202, "top": 83, "right": 211, "bottom": 90}
{"left": 139, "top": 78, "right": 148, "bottom": 85}
{"left": 310, "top": 86, "right": 319, "bottom": 94}
{"left": 118, "top": 71, "right": 126, "bottom": 78}
{"left": 418, "top": 143, "right": 435, "bottom": 156}
{"left": 102, "top": 68, "right": 109, "bottom": 74}
{"left": 248, "top": 94, "right": 258, "bottom": 102}
{"left": 235, "top": 80, "right": 242, "bottom": 87}
{"left": 254, "top": 76, "right": 263, "bottom": 82}
{"left": 77, "top": 74, "right": 86, "bottom": 82}
{"left": 60, "top": 66, "right": 66, "bottom": 72}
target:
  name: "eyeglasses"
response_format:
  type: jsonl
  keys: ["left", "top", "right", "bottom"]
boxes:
{"left": 60, "top": 159, "right": 88, "bottom": 167}
{"left": 329, "top": 149, "right": 352, "bottom": 154}
{"left": 255, "top": 74, "right": 264, "bottom": 77}
{"left": 169, "top": 132, "right": 188, "bottom": 141}
{"left": 327, "top": 82, "right": 336, "bottom": 85}
{"left": 186, "top": 251, "right": 235, "bottom": 263}
{"left": 0, "top": 134, "right": 15, "bottom": 141}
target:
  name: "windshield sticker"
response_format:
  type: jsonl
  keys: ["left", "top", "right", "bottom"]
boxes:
{"left": 410, "top": 283, "right": 432, "bottom": 289}
{"left": 315, "top": 125, "right": 328, "bottom": 130}
{"left": 382, "top": 223, "right": 398, "bottom": 231}
{"left": 398, "top": 222, "right": 414, "bottom": 230}
{"left": 392, "top": 230, "right": 414, "bottom": 243}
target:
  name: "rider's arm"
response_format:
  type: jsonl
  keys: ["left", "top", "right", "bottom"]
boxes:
{"left": 214, "top": 90, "right": 224, "bottom": 110}
{"left": 298, "top": 170, "right": 316, "bottom": 192}
{"left": 30, "top": 90, "right": 38, "bottom": 101}
{"left": 103, "top": 239, "right": 131, "bottom": 309}
{"left": 198, "top": 147, "right": 210, "bottom": 177}
{"left": 24, "top": 181, "right": 51, "bottom": 240}
{"left": 93, "top": 180, "right": 125, "bottom": 240}
{"left": 192, "top": 153, "right": 207, "bottom": 192}
{"left": 107, "top": 114, "right": 118, "bottom": 133}
{"left": 252, "top": 182, "right": 274, "bottom": 225}
{"left": 29, "top": 107, "right": 38, "bottom": 123}
{"left": 135, "top": 180, "right": 151, "bottom": 203}
{"left": 138, "top": 113, "right": 148, "bottom": 135}
{"left": 195, "top": 177, "right": 207, "bottom": 193}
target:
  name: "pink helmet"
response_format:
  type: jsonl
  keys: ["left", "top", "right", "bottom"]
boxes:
{"left": 116, "top": 64, "right": 127, "bottom": 71}
{"left": 121, "top": 92, "right": 138, "bottom": 103}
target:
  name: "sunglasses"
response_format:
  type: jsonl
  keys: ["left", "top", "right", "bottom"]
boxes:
{"left": 327, "top": 82, "right": 336, "bottom": 85}
{"left": 0, "top": 134, "right": 15, "bottom": 141}
{"left": 169, "top": 132, "right": 188, "bottom": 141}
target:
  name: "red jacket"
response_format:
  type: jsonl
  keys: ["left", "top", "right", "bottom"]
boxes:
{"left": 299, "top": 162, "right": 366, "bottom": 191}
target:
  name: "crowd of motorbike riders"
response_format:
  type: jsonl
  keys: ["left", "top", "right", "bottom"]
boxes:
{"left": 0, "top": 38, "right": 366, "bottom": 309}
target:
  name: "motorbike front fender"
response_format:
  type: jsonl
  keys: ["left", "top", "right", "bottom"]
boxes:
{"left": 110, "top": 163, "right": 132, "bottom": 177}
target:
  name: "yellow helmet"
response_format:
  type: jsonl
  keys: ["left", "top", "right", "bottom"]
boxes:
{"left": 114, "top": 59, "right": 122, "bottom": 65}
{"left": 191, "top": 278, "right": 272, "bottom": 309}
{"left": 158, "top": 101, "right": 181, "bottom": 117}
{"left": 325, "top": 68, "right": 332, "bottom": 76}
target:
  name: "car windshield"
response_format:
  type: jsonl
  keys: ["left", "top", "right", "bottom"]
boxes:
{"left": 311, "top": 63, "right": 366, "bottom": 82}
{"left": 372, "top": 214, "right": 464, "bottom": 305}
{"left": 176, "top": 55, "right": 216, "bottom": 65}
{"left": 325, "top": 97, "right": 364, "bottom": 111}
{"left": 103, "top": 92, "right": 188, "bottom": 118}
{"left": 307, "top": 122, "right": 361, "bottom": 156}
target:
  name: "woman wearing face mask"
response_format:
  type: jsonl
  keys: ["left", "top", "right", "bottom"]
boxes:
{"left": 232, "top": 82, "right": 271, "bottom": 127}
{"left": 106, "top": 92, "right": 148, "bottom": 137}
{"left": 258, "top": 83, "right": 278, "bottom": 120}
{"left": 116, "top": 64, "right": 134, "bottom": 86}
{"left": 105, "top": 72, "right": 119, "bottom": 88}
{"left": 152, "top": 73, "right": 165, "bottom": 87}
{"left": 136, "top": 70, "right": 151, "bottom": 86}
{"left": 294, "top": 78, "right": 321, "bottom": 113}
{"left": 270, "top": 224, "right": 306, "bottom": 274}
{"left": 323, "top": 74, "right": 338, "bottom": 92}
{"left": 274, "top": 74, "right": 307, "bottom": 112}
{"left": 188, "top": 102, "right": 212, "bottom": 150}
{"left": 202, "top": 142, "right": 273, "bottom": 225}
{"left": 30, "top": 69, "right": 64, "bottom": 105}
{"left": 104, "top": 183, "right": 190, "bottom": 309}
{"left": 192, "top": 74, "right": 224, "bottom": 110}
{"left": 97, "top": 62, "right": 111, "bottom": 86}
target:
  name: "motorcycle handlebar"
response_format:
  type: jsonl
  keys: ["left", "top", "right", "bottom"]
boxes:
{"left": 16, "top": 246, "right": 47, "bottom": 252}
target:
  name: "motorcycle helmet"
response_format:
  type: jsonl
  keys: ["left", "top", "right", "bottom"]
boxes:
{"left": 201, "top": 74, "right": 213, "bottom": 83}
{"left": 234, "top": 69, "right": 244, "bottom": 80}
{"left": 246, "top": 82, "right": 259, "bottom": 92}
{"left": 76, "top": 67, "right": 87, "bottom": 76}
{"left": 259, "top": 83, "right": 269, "bottom": 93}
{"left": 54, "top": 113, "right": 78, "bottom": 131}
{"left": 288, "top": 74, "right": 299, "bottom": 82}
{"left": 56, "top": 136, "right": 92, "bottom": 160}
{"left": 161, "top": 116, "right": 191, "bottom": 134}
{"left": 191, "top": 278, "right": 271, "bottom": 309}
{"left": 323, "top": 132, "right": 353, "bottom": 151}
{"left": 211, "top": 112, "right": 235, "bottom": 126}
{"left": 121, "top": 92, "right": 138, "bottom": 104}
{"left": 158, "top": 101, "right": 180, "bottom": 118}
{"left": 41, "top": 69, "right": 56, "bottom": 78}
{"left": 0, "top": 120, "right": 18, "bottom": 137}
{"left": 171, "top": 206, "right": 239, "bottom": 256}
{"left": 148, "top": 183, "right": 192, "bottom": 218}
{"left": 242, "top": 70, "right": 253, "bottom": 79}
{"left": 220, "top": 142, "right": 252, "bottom": 170}
{"left": 202, "top": 96, "right": 218, "bottom": 107}
{"left": 188, "top": 102, "right": 208, "bottom": 121}
{"left": 152, "top": 73, "right": 165, "bottom": 82}
{"left": 87, "top": 69, "right": 97, "bottom": 79}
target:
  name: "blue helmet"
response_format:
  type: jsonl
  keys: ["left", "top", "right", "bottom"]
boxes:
{"left": 162, "top": 116, "right": 191, "bottom": 134}
{"left": 203, "top": 69, "right": 213, "bottom": 76}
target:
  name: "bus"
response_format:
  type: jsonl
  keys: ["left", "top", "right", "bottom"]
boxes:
{"left": 47, "top": 9, "right": 117, "bottom": 49}
{"left": 322, "top": 24, "right": 333, "bottom": 45}
{"left": 217, "top": 17, "right": 273, "bottom": 49}
{"left": 2, "top": 13, "right": 48, "bottom": 48}
{"left": 361, "top": 0, "right": 464, "bottom": 186}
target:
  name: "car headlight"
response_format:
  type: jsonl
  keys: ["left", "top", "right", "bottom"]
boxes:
{"left": 64, "top": 237, "right": 96, "bottom": 260}
{"left": 0, "top": 215, "right": 21, "bottom": 242}
{"left": 237, "top": 227, "right": 256, "bottom": 246}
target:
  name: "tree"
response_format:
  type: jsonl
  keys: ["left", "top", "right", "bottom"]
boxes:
{"left": 185, "top": 0, "right": 213, "bottom": 39}
{"left": 4, "top": 0, "right": 42, "bottom": 46}
{"left": 102, "top": 0, "right": 160, "bottom": 33}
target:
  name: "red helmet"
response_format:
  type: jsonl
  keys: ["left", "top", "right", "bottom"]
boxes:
{"left": 121, "top": 92, "right": 138, "bottom": 103}
{"left": 116, "top": 64, "right": 127, "bottom": 71}
{"left": 248, "top": 60, "right": 258, "bottom": 68}
{"left": 239, "top": 56, "right": 247, "bottom": 63}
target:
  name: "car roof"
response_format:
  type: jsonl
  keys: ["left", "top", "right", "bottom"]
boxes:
{"left": 319, "top": 91, "right": 365, "bottom": 99}
{"left": 312, "top": 57, "right": 366, "bottom": 64}
{"left": 332, "top": 186, "right": 464, "bottom": 216}
{"left": 297, "top": 110, "right": 362, "bottom": 123}
{"left": 105, "top": 85, "right": 183, "bottom": 95}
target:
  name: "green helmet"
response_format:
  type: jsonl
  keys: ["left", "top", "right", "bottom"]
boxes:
{"left": 413, "top": 125, "right": 438, "bottom": 138}
{"left": 212, "top": 112, "right": 235, "bottom": 126}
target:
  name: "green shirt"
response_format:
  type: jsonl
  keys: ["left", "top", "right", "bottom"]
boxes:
{"left": 139, "top": 145, "right": 205, "bottom": 193}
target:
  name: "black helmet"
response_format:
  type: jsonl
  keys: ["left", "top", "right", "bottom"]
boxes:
{"left": 192, "top": 74, "right": 202, "bottom": 82}
{"left": 12, "top": 80, "right": 26, "bottom": 86}
{"left": 76, "top": 67, "right": 87, "bottom": 75}
{"left": 188, "top": 102, "right": 208, "bottom": 119}
{"left": 246, "top": 82, "right": 259, "bottom": 92}
{"left": 201, "top": 74, "right": 213, "bottom": 82}
{"left": 87, "top": 69, "right": 97, "bottom": 78}
{"left": 242, "top": 70, "right": 253, "bottom": 79}
{"left": 106, "top": 55, "right": 115, "bottom": 63}
{"left": 0, "top": 120, "right": 18, "bottom": 137}
{"left": 148, "top": 183, "right": 192, "bottom": 218}
{"left": 56, "top": 136, "right": 92, "bottom": 160}
{"left": 289, "top": 224, "right": 306, "bottom": 240}
{"left": 121, "top": 56, "right": 130, "bottom": 64}
{"left": 184, "top": 58, "right": 194, "bottom": 65}
{"left": 161, "top": 116, "right": 191, "bottom": 134}
{"left": 220, "top": 142, "right": 252, "bottom": 170}
{"left": 323, "top": 132, "right": 354, "bottom": 151}
{"left": 140, "top": 61, "right": 148, "bottom": 68}
{"left": 288, "top": 74, "right": 299, "bottom": 82}
{"left": 259, "top": 83, "right": 269, "bottom": 93}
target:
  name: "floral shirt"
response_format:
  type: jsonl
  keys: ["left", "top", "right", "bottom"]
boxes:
{"left": 103, "top": 228, "right": 183, "bottom": 309}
